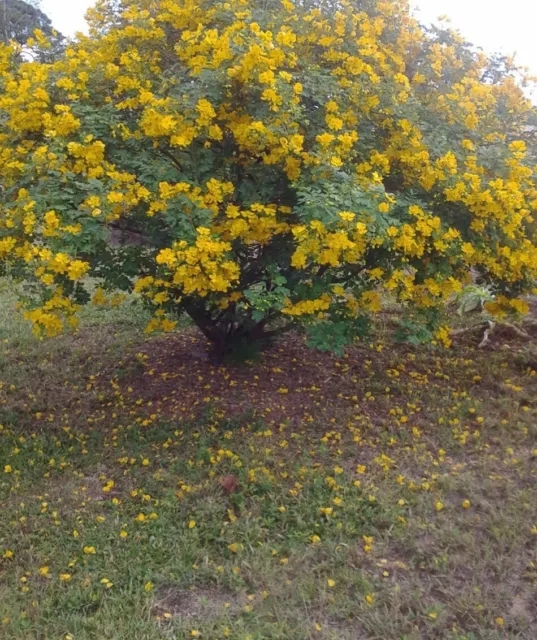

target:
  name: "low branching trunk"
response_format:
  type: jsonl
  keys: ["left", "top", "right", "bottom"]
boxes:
{"left": 183, "top": 301, "right": 291, "bottom": 360}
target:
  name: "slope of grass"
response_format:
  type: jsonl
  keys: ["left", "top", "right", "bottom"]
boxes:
{"left": 1, "top": 282, "right": 536, "bottom": 639}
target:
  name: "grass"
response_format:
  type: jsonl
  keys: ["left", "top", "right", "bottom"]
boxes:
{"left": 1, "top": 280, "right": 537, "bottom": 639}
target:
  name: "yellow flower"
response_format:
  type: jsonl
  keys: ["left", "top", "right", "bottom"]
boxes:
{"left": 44, "top": 210, "right": 60, "bottom": 227}
{"left": 510, "top": 299, "right": 529, "bottom": 315}
{"left": 83, "top": 546, "right": 96, "bottom": 554}
{"left": 435, "top": 501, "right": 444, "bottom": 512}
{"left": 316, "top": 132, "right": 335, "bottom": 147}
{"left": 462, "top": 499, "right": 471, "bottom": 509}
{"left": 144, "top": 581, "right": 153, "bottom": 592}
{"left": 188, "top": 520, "right": 197, "bottom": 529}
{"left": 67, "top": 259, "right": 89, "bottom": 281}
{"left": 327, "top": 578, "right": 336, "bottom": 588}
{"left": 461, "top": 242, "right": 475, "bottom": 256}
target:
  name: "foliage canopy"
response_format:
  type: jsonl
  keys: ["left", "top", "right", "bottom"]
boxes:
{"left": 1, "top": 0, "right": 537, "bottom": 353}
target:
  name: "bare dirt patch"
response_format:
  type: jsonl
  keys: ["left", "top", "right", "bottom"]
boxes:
{"left": 153, "top": 585, "right": 246, "bottom": 620}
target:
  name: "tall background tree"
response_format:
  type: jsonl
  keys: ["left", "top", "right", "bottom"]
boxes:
{"left": 2, "top": 0, "right": 49, "bottom": 44}
{"left": 0, "top": 0, "right": 62, "bottom": 58}
{"left": 0, "top": 0, "right": 536, "bottom": 356}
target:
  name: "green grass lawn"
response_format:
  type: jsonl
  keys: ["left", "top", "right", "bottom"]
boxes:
{"left": 1, "top": 281, "right": 537, "bottom": 639}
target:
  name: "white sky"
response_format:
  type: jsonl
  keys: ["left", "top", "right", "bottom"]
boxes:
{"left": 41, "top": 0, "right": 537, "bottom": 75}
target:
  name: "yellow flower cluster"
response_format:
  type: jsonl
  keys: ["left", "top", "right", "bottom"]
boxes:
{"left": 155, "top": 228, "right": 240, "bottom": 297}
{"left": 24, "top": 291, "right": 81, "bottom": 337}
{"left": 283, "top": 295, "right": 331, "bottom": 317}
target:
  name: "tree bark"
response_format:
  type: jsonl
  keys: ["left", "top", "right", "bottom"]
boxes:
{"left": 183, "top": 300, "right": 292, "bottom": 360}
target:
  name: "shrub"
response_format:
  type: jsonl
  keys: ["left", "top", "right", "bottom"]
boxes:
{"left": 1, "top": 0, "right": 536, "bottom": 354}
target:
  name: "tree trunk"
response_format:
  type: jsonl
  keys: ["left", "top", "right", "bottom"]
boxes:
{"left": 183, "top": 301, "right": 291, "bottom": 361}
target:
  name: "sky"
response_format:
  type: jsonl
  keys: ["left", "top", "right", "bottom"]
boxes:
{"left": 41, "top": 0, "right": 537, "bottom": 75}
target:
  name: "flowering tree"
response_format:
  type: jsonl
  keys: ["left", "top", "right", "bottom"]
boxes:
{"left": 1, "top": 0, "right": 537, "bottom": 355}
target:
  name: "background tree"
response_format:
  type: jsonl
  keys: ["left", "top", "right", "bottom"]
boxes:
{"left": 2, "top": 0, "right": 50, "bottom": 44}
{"left": 0, "top": 0, "right": 536, "bottom": 356}
{"left": 0, "top": 0, "right": 63, "bottom": 59}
